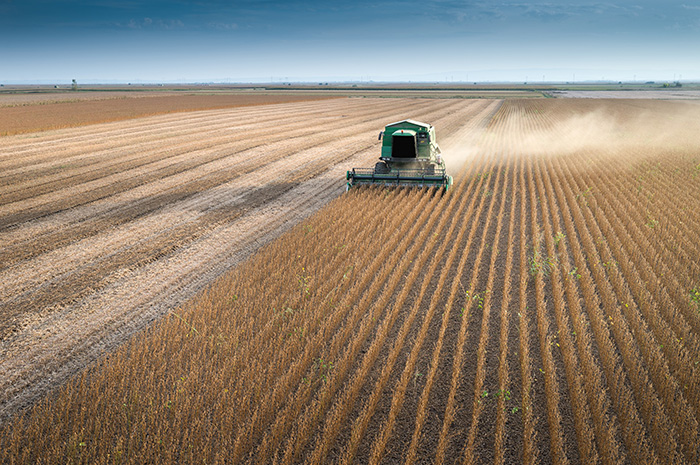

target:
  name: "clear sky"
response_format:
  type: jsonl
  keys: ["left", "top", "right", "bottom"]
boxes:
{"left": 2, "top": 0, "right": 699, "bottom": 83}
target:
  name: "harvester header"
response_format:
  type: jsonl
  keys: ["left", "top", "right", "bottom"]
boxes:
{"left": 346, "top": 120, "right": 453, "bottom": 191}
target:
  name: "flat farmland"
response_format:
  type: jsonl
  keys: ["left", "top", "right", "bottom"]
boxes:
{"left": 0, "top": 97, "right": 500, "bottom": 425}
{"left": 3, "top": 98, "right": 700, "bottom": 464}
{"left": 551, "top": 90, "right": 700, "bottom": 99}
{"left": 0, "top": 91, "right": 179, "bottom": 106}
{"left": 0, "top": 92, "right": 339, "bottom": 135}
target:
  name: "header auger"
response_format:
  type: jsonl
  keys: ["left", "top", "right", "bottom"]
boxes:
{"left": 346, "top": 119, "right": 453, "bottom": 191}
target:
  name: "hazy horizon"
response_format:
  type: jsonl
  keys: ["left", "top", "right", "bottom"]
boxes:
{"left": 3, "top": 1, "right": 699, "bottom": 84}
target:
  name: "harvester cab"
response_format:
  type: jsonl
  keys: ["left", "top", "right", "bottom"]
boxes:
{"left": 346, "top": 120, "right": 453, "bottom": 191}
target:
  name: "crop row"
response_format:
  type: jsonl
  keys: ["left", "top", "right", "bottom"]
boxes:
{"left": 3, "top": 98, "right": 699, "bottom": 464}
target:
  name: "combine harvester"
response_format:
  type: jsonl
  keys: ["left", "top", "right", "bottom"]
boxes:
{"left": 346, "top": 120, "right": 453, "bottom": 191}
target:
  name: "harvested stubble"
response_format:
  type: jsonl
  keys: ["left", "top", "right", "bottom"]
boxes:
{"left": 2, "top": 98, "right": 700, "bottom": 464}
{"left": 0, "top": 93, "right": 340, "bottom": 135}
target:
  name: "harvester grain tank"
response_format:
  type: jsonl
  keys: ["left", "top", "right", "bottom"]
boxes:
{"left": 346, "top": 120, "right": 453, "bottom": 191}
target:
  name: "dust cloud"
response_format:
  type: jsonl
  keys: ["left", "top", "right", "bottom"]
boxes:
{"left": 441, "top": 145, "right": 480, "bottom": 176}
{"left": 441, "top": 101, "right": 700, "bottom": 174}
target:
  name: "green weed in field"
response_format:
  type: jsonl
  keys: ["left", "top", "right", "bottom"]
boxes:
{"left": 690, "top": 286, "right": 700, "bottom": 313}
{"left": 529, "top": 248, "right": 558, "bottom": 278}
{"left": 554, "top": 231, "right": 566, "bottom": 245}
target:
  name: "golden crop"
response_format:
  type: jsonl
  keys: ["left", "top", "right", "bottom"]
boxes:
{"left": 3, "top": 98, "right": 700, "bottom": 464}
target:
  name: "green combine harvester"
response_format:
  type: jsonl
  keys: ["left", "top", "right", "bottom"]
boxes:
{"left": 346, "top": 119, "right": 453, "bottom": 191}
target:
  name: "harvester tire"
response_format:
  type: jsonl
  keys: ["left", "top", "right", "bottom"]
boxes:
{"left": 374, "top": 162, "right": 390, "bottom": 174}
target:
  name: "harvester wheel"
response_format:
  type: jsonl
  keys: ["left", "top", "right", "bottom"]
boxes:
{"left": 374, "top": 162, "right": 390, "bottom": 174}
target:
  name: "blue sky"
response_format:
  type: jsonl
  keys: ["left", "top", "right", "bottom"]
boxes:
{"left": 2, "top": 1, "right": 700, "bottom": 83}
